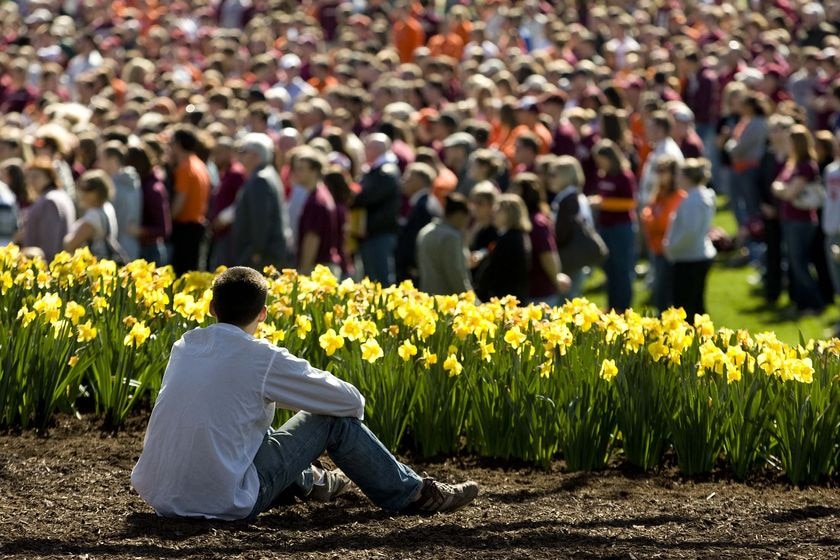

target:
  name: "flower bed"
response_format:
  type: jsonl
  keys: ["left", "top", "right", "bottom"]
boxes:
{"left": 0, "top": 244, "right": 838, "bottom": 483}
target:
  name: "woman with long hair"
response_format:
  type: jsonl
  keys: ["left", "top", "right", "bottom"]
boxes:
{"left": 474, "top": 193, "right": 532, "bottom": 302}
{"left": 663, "top": 159, "right": 717, "bottom": 319}
{"left": 509, "top": 173, "right": 568, "bottom": 306}
{"left": 641, "top": 155, "right": 686, "bottom": 313}
{"left": 19, "top": 158, "right": 76, "bottom": 261}
{"left": 63, "top": 170, "right": 120, "bottom": 260}
{"left": 772, "top": 125, "right": 826, "bottom": 314}
{"left": 591, "top": 139, "right": 637, "bottom": 312}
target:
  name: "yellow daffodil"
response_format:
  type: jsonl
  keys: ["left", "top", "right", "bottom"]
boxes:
{"left": 443, "top": 353, "right": 463, "bottom": 376}
{"left": 397, "top": 340, "right": 418, "bottom": 361}
{"left": 319, "top": 329, "right": 345, "bottom": 357}
{"left": 421, "top": 349, "right": 437, "bottom": 367}
{"left": 123, "top": 321, "right": 151, "bottom": 348}
{"left": 64, "top": 301, "right": 86, "bottom": 325}
{"left": 360, "top": 338, "right": 384, "bottom": 363}
{"left": 599, "top": 359, "right": 618, "bottom": 382}
{"left": 504, "top": 325, "right": 527, "bottom": 349}
{"left": 76, "top": 321, "right": 98, "bottom": 343}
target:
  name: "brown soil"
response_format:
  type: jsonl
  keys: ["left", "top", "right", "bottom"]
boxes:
{"left": 1, "top": 417, "right": 839, "bottom": 560}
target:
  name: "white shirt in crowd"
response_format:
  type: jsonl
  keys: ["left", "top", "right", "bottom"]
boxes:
{"left": 131, "top": 323, "right": 364, "bottom": 520}
{"left": 823, "top": 160, "right": 840, "bottom": 236}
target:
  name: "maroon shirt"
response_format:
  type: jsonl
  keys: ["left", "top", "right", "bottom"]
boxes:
{"left": 209, "top": 161, "right": 247, "bottom": 238}
{"left": 596, "top": 169, "right": 637, "bottom": 228}
{"left": 528, "top": 211, "right": 558, "bottom": 298}
{"left": 297, "top": 185, "right": 341, "bottom": 268}
{"left": 140, "top": 169, "right": 172, "bottom": 243}
{"left": 776, "top": 160, "right": 819, "bottom": 223}
{"left": 679, "top": 130, "right": 705, "bottom": 159}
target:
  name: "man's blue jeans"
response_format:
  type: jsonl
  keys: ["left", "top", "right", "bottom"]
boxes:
{"left": 599, "top": 222, "right": 636, "bottom": 312}
{"left": 825, "top": 232, "right": 840, "bottom": 295}
{"left": 781, "top": 220, "right": 824, "bottom": 311}
{"left": 360, "top": 233, "right": 397, "bottom": 286}
{"left": 248, "top": 412, "right": 423, "bottom": 519}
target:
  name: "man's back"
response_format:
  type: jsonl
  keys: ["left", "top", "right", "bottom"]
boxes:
{"left": 131, "top": 323, "right": 364, "bottom": 520}
{"left": 416, "top": 219, "right": 471, "bottom": 295}
{"left": 233, "top": 165, "right": 290, "bottom": 268}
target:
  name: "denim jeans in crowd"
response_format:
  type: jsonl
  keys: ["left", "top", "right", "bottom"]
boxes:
{"left": 730, "top": 167, "right": 761, "bottom": 231}
{"left": 360, "top": 233, "right": 397, "bottom": 286}
{"left": 650, "top": 253, "right": 675, "bottom": 314}
{"left": 599, "top": 222, "right": 637, "bottom": 312}
{"left": 140, "top": 240, "right": 168, "bottom": 267}
{"left": 781, "top": 220, "right": 825, "bottom": 311}
{"left": 825, "top": 232, "right": 840, "bottom": 295}
{"left": 248, "top": 412, "right": 423, "bottom": 519}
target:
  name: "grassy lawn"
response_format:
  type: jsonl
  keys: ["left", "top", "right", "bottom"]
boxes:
{"left": 582, "top": 200, "right": 840, "bottom": 344}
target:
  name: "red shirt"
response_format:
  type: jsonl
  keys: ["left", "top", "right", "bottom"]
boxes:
{"left": 776, "top": 160, "right": 819, "bottom": 223}
{"left": 528, "top": 211, "right": 559, "bottom": 298}
{"left": 297, "top": 185, "right": 342, "bottom": 268}
{"left": 597, "top": 170, "right": 637, "bottom": 228}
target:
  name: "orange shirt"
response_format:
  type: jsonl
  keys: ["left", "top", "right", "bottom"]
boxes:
{"left": 427, "top": 33, "right": 465, "bottom": 61}
{"left": 500, "top": 123, "right": 552, "bottom": 163}
{"left": 453, "top": 20, "right": 473, "bottom": 46}
{"left": 431, "top": 166, "right": 458, "bottom": 205}
{"left": 641, "top": 189, "right": 687, "bottom": 255}
{"left": 394, "top": 17, "right": 425, "bottom": 63}
{"left": 174, "top": 154, "right": 211, "bottom": 224}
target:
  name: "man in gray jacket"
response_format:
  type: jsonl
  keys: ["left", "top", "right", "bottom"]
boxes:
{"left": 416, "top": 192, "right": 472, "bottom": 296}
{"left": 232, "top": 133, "right": 292, "bottom": 269}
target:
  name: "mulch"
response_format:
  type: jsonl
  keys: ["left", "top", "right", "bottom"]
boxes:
{"left": 1, "top": 416, "right": 839, "bottom": 560}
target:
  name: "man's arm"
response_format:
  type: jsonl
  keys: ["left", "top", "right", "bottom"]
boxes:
{"left": 298, "top": 231, "right": 320, "bottom": 274}
{"left": 262, "top": 345, "right": 366, "bottom": 419}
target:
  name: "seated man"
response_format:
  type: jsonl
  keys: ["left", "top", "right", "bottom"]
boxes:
{"left": 131, "top": 266, "right": 478, "bottom": 520}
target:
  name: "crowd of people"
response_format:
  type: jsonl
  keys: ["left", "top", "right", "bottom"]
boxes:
{"left": 1, "top": 0, "right": 840, "bottom": 331}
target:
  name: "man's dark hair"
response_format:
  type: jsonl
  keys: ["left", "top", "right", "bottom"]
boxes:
{"left": 444, "top": 192, "right": 469, "bottom": 218}
{"left": 172, "top": 126, "right": 200, "bottom": 153}
{"left": 212, "top": 267, "right": 269, "bottom": 326}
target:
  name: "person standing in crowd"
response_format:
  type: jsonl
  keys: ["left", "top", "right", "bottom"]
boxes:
{"left": 126, "top": 144, "right": 171, "bottom": 266}
{"left": 208, "top": 137, "right": 247, "bottom": 268}
{"left": 63, "top": 170, "right": 120, "bottom": 259}
{"left": 232, "top": 133, "right": 290, "bottom": 271}
{"left": 396, "top": 162, "right": 441, "bottom": 284}
{"left": 664, "top": 159, "right": 717, "bottom": 319}
{"left": 354, "top": 134, "right": 401, "bottom": 286}
{"left": 550, "top": 156, "right": 598, "bottom": 299}
{"left": 416, "top": 192, "right": 472, "bottom": 296}
{"left": 756, "top": 114, "right": 795, "bottom": 306}
{"left": 823, "top": 131, "right": 840, "bottom": 335}
{"left": 639, "top": 111, "right": 684, "bottom": 206}
{"left": 170, "top": 126, "right": 211, "bottom": 275}
{"left": 20, "top": 159, "right": 76, "bottom": 261}
{"left": 591, "top": 140, "right": 637, "bottom": 312}
{"left": 509, "top": 173, "right": 569, "bottom": 307}
{"left": 98, "top": 141, "right": 142, "bottom": 261}
{"left": 294, "top": 149, "right": 342, "bottom": 276}
{"left": 725, "top": 92, "right": 768, "bottom": 244}
{"left": 641, "top": 156, "right": 687, "bottom": 314}
{"left": 475, "top": 193, "right": 532, "bottom": 302}
{"left": 772, "top": 125, "right": 826, "bottom": 315}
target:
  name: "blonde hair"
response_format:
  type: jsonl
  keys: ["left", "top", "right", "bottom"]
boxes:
{"left": 679, "top": 158, "right": 712, "bottom": 186}
{"left": 496, "top": 194, "right": 532, "bottom": 233}
{"left": 553, "top": 155, "right": 585, "bottom": 190}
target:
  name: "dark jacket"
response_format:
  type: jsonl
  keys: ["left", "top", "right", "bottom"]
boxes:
{"left": 396, "top": 191, "right": 436, "bottom": 282}
{"left": 232, "top": 165, "right": 289, "bottom": 269}
{"left": 355, "top": 162, "right": 401, "bottom": 238}
{"left": 475, "top": 229, "right": 531, "bottom": 302}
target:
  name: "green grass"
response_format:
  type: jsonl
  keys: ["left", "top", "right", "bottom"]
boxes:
{"left": 582, "top": 200, "right": 839, "bottom": 345}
